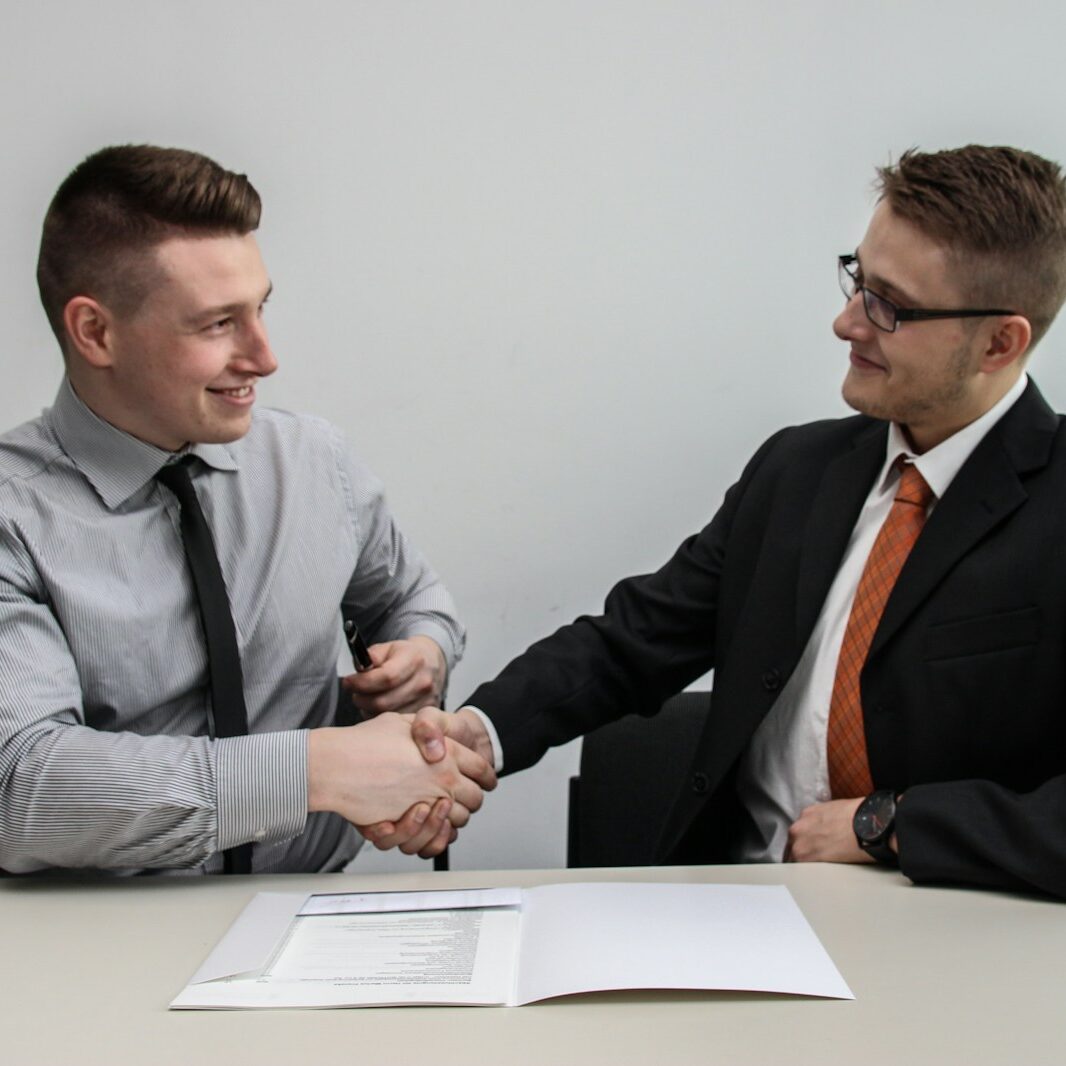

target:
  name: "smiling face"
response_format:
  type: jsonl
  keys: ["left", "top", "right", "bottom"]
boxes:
{"left": 77, "top": 232, "right": 277, "bottom": 451}
{"left": 833, "top": 201, "right": 1019, "bottom": 453}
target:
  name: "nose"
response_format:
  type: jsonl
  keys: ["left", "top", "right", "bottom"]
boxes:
{"left": 833, "top": 291, "right": 872, "bottom": 343}
{"left": 239, "top": 318, "right": 278, "bottom": 378}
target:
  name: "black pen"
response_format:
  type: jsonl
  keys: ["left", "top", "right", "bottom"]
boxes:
{"left": 343, "top": 619, "right": 373, "bottom": 672}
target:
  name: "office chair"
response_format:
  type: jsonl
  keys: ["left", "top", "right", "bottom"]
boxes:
{"left": 567, "top": 690, "right": 712, "bottom": 867}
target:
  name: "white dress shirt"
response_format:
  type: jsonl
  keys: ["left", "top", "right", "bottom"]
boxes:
{"left": 0, "top": 379, "right": 463, "bottom": 874}
{"left": 733, "top": 373, "right": 1029, "bottom": 862}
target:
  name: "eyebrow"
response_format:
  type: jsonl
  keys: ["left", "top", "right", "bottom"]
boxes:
{"left": 189, "top": 282, "right": 274, "bottom": 325}
{"left": 853, "top": 252, "right": 921, "bottom": 308}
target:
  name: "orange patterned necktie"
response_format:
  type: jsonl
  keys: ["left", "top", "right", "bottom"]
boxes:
{"left": 827, "top": 461, "right": 935, "bottom": 798}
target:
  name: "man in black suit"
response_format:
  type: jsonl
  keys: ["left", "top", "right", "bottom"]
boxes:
{"left": 364, "top": 145, "right": 1066, "bottom": 898}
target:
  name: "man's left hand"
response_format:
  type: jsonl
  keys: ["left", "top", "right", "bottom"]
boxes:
{"left": 360, "top": 796, "right": 458, "bottom": 858}
{"left": 342, "top": 635, "right": 446, "bottom": 717}
{"left": 785, "top": 798, "right": 873, "bottom": 863}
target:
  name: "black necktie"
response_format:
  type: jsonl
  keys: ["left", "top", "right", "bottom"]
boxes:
{"left": 156, "top": 457, "right": 252, "bottom": 874}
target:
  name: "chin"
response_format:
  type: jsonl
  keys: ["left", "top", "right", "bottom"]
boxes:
{"left": 842, "top": 379, "right": 891, "bottom": 423}
{"left": 841, "top": 380, "right": 870, "bottom": 416}
{"left": 195, "top": 418, "right": 254, "bottom": 445}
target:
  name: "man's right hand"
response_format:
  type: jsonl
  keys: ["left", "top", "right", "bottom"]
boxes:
{"left": 411, "top": 706, "right": 496, "bottom": 767}
{"left": 307, "top": 711, "right": 496, "bottom": 829}
{"left": 359, "top": 708, "right": 496, "bottom": 857}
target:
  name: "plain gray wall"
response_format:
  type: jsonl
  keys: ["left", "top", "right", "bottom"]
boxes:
{"left": 3, "top": 1, "right": 1066, "bottom": 873}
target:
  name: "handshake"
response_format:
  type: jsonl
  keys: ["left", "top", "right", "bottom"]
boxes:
{"left": 307, "top": 636, "right": 498, "bottom": 858}
{"left": 308, "top": 707, "right": 497, "bottom": 858}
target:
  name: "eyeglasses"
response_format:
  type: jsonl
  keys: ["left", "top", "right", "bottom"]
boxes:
{"left": 838, "top": 254, "right": 1016, "bottom": 333}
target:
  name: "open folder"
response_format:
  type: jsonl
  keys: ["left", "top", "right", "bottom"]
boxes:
{"left": 171, "top": 881, "right": 853, "bottom": 1009}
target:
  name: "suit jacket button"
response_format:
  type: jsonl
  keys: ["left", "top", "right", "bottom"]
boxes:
{"left": 692, "top": 772, "right": 709, "bottom": 794}
{"left": 762, "top": 668, "right": 782, "bottom": 692}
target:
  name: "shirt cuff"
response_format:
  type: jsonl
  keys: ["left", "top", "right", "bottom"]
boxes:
{"left": 462, "top": 706, "right": 504, "bottom": 773}
{"left": 215, "top": 731, "right": 309, "bottom": 851}
{"left": 404, "top": 620, "right": 465, "bottom": 673}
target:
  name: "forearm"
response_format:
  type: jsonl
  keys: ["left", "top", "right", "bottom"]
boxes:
{"left": 466, "top": 538, "right": 724, "bottom": 773}
{"left": 0, "top": 723, "right": 308, "bottom": 873}
{"left": 462, "top": 448, "right": 785, "bottom": 775}
{"left": 897, "top": 777, "right": 1066, "bottom": 898}
{"left": 347, "top": 574, "right": 464, "bottom": 681}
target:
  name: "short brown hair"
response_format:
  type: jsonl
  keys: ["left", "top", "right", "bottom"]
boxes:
{"left": 37, "top": 144, "right": 262, "bottom": 350}
{"left": 876, "top": 146, "right": 1066, "bottom": 348}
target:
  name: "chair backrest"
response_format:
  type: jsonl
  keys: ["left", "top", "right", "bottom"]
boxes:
{"left": 567, "top": 690, "right": 711, "bottom": 867}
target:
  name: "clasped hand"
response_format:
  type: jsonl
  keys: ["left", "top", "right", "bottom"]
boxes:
{"left": 334, "top": 636, "right": 496, "bottom": 857}
{"left": 358, "top": 707, "right": 495, "bottom": 858}
{"left": 307, "top": 706, "right": 496, "bottom": 855}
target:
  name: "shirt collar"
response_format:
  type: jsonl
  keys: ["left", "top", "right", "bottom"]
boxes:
{"left": 878, "top": 372, "right": 1029, "bottom": 499}
{"left": 46, "top": 377, "right": 239, "bottom": 510}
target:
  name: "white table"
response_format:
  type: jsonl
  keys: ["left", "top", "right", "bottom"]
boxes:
{"left": 4, "top": 863, "right": 1064, "bottom": 1065}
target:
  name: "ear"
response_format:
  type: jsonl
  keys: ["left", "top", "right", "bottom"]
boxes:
{"left": 63, "top": 296, "right": 116, "bottom": 368}
{"left": 980, "top": 314, "right": 1031, "bottom": 373}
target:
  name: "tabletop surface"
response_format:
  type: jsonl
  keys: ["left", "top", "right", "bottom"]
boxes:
{"left": 4, "top": 862, "right": 1064, "bottom": 1066}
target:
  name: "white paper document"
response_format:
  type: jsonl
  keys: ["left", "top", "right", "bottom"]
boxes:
{"left": 171, "top": 881, "right": 853, "bottom": 1009}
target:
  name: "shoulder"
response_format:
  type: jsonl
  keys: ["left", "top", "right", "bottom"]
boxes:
{"left": 769, "top": 411, "right": 879, "bottom": 448}
{"left": 233, "top": 407, "right": 382, "bottom": 505}
{"left": 235, "top": 406, "right": 351, "bottom": 469}
{"left": 0, "top": 413, "right": 66, "bottom": 496}
{"left": 245, "top": 405, "right": 342, "bottom": 444}
{"left": 741, "top": 412, "right": 881, "bottom": 479}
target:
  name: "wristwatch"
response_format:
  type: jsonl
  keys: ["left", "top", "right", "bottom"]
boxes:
{"left": 853, "top": 789, "right": 901, "bottom": 865}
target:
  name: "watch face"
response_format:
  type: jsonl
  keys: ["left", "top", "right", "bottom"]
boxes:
{"left": 855, "top": 791, "right": 896, "bottom": 844}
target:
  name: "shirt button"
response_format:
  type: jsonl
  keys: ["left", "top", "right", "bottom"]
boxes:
{"left": 692, "top": 772, "right": 710, "bottom": 794}
{"left": 761, "top": 668, "right": 782, "bottom": 692}
{"left": 254, "top": 829, "right": 267, "bottom": 841}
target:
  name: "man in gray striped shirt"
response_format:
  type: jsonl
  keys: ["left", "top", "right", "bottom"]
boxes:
{"left": 0, "top": 145, "right": 494, "bottom": 875}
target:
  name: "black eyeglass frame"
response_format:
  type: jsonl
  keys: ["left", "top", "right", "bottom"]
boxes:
{"left": 838, "top": 254, "right": 1017, "bottom": 333}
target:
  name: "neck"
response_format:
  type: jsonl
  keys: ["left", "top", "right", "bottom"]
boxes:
{"left": 903, "top": 367, "right": 1025, "bottom": 454}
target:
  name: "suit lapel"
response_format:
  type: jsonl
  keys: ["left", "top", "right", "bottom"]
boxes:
{"left": 870, "top": 381, "right": 1057, "bottom": 657}
{"left": 794, "top": 421, "right": 886, "bottom": 645}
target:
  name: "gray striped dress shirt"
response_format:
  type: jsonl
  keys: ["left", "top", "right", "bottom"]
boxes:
{"left": 0, "top": 379, "right": 464, "bottom": 874}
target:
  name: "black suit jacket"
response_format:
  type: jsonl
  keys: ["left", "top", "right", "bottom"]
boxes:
{"left": 467, "top": 380, "right": 1066, "bottom": 897}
